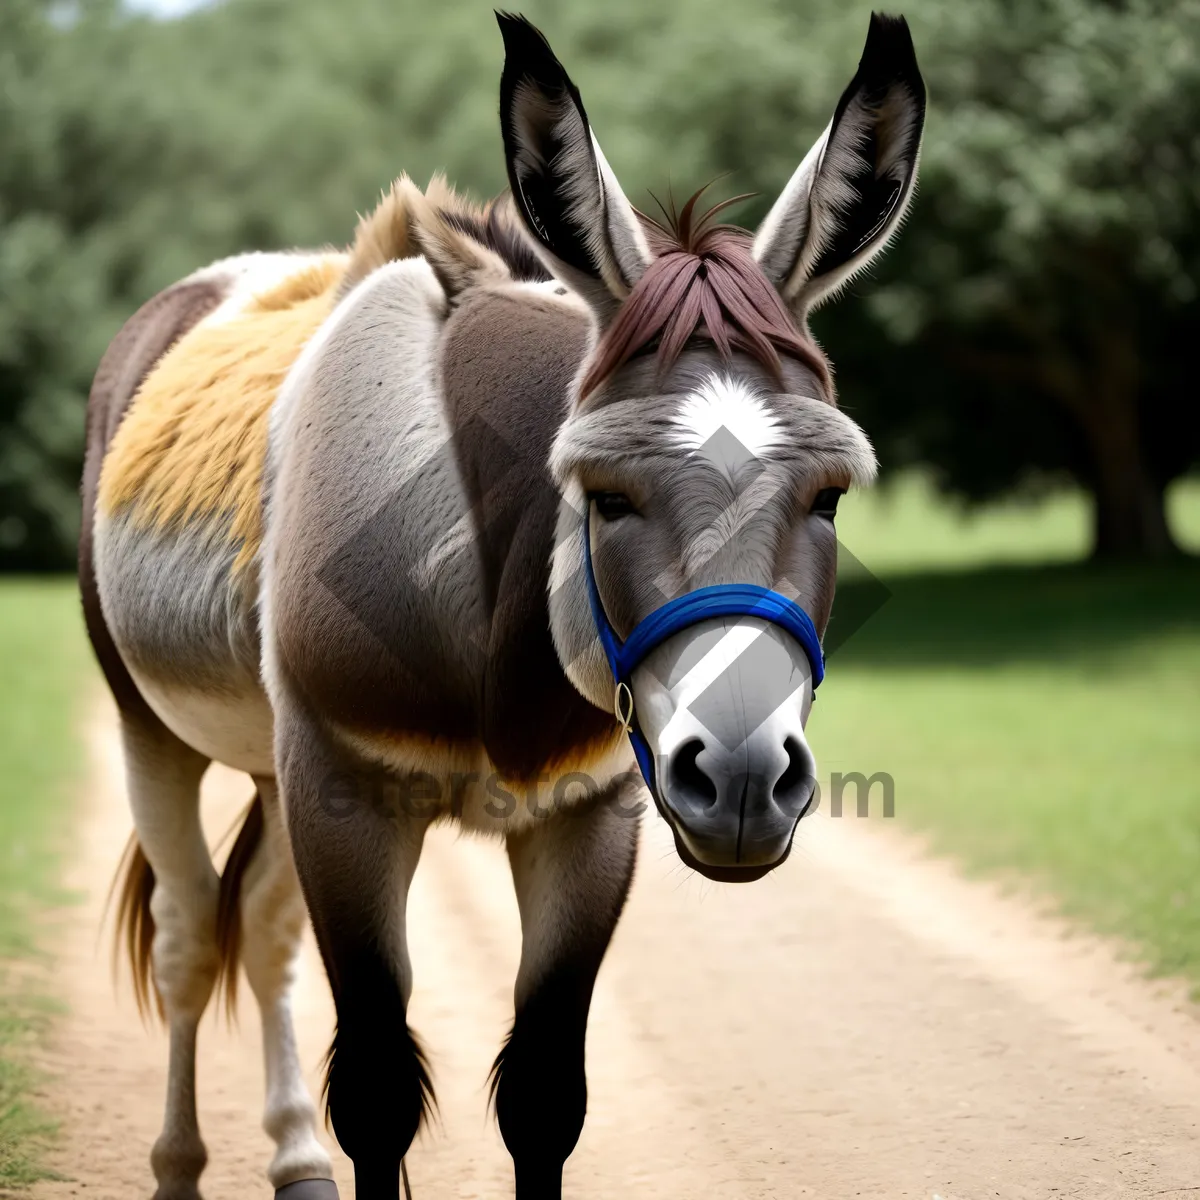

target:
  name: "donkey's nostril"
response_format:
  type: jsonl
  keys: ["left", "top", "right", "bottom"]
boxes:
{"left": 774, "top": 735, "right": 815, "bottom": 809}
{"left": 669, "top": 738, "right": 718, "bottom": 809}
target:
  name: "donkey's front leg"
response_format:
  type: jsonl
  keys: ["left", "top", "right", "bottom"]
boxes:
{"left": 276, "top": 704, "right": 433, "bottom": 1200}
{"left": 494, "top": 783, "right": 640, "bottom": 1199}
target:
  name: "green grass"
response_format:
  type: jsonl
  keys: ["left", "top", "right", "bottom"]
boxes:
{"left": 0, "top": 579, "right": 92, "bottom": 1186}
{"left": 812, "top": 534, "right": 1200, "bottom": 989}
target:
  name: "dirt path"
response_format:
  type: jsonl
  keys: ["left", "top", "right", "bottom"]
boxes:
{"left": 24, "top": 701, "right": 1200, "bottom": 1199}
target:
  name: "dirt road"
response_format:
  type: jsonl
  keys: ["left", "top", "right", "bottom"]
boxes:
{"left": 24, "top": 703, "right": 1200, "bottom": 1198}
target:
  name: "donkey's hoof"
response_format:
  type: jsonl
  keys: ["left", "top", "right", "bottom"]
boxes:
{"left": 274, "top": 1181, "right": 340, "bottom": 1200}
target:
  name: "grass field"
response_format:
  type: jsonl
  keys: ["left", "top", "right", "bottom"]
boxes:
{"left": 813, "top": 476, "right": 1200, "bottom": 990}
{"left": 0, "top": 581, "right": 92, "bottom": 1186}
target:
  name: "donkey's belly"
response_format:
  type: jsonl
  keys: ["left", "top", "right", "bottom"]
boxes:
{"left": 95, "top": 512, "right": 275, "bottom": 775}
{"left": 129, "top": 668, "right": 275, "bottom": 776}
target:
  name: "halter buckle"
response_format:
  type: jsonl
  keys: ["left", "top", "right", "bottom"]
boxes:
{"left": 613, "top": 681, "right": 635, "bottom": 733}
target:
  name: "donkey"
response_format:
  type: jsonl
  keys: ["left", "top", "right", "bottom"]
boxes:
{"left": 80, "top": 12, "right": 924, "bottom": 1200}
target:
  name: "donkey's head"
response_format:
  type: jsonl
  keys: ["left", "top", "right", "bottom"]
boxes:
{"left": 498, "top": 12, "right": 924, "bottom": 880}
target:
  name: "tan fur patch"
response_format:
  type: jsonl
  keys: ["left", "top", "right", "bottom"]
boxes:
{"left": 97, "top": 256, "right": 346, "bottom": 570}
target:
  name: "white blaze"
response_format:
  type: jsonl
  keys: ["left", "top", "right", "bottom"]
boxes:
{"left": 670, "top": 374, "right": 784, "bottom": 458}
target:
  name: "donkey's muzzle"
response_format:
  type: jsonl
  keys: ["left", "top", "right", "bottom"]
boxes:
{"left": 628, "top": 614, "right": 818, "bottom": 882}
{"left": 659, "top": 731, "right": 816, "bottom": 882}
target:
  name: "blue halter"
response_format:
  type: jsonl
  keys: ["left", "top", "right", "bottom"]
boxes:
{"left": 581, "top": 512, "right": 826, "bottom": 793}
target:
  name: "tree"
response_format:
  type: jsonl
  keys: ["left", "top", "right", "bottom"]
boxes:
{"left": 0, "top": 1, "right": 113, "bottom": 567}
{"left": 1, "top": 0, "right": 1196, "bottom": 566}
{"left": 817, "top": 0, "right": 1200, "bottom": 557}
{"left": 521, "top": 0, "right": 1200, "bottom": 556}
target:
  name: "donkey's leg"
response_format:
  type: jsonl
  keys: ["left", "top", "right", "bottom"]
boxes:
{"left": 494, "top": 788, "right": 640, "bottom": 1200}
{"left": 277, "top": 706, "right": 433, "bottom": 1200}
{"left": 239, "top": 777, "right": 333, "bottom": 1191}
{"left": 122, "top": 715, "right": 217, "bottom": 1200}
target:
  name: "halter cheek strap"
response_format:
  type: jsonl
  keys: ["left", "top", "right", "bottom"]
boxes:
{"left": 580, "top": 513, "right": 826, "bottom": 793}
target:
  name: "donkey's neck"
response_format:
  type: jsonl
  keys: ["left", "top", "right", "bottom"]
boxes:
{"left": 439, "top": 284, "right": 615, "bottom": 777}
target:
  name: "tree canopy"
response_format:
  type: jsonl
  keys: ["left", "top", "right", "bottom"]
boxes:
{"left": 0, "top": 0, "right": 1196, "bottom": 567}
{"left": 832, "top": 0, "right": 1200, "bottom": 556}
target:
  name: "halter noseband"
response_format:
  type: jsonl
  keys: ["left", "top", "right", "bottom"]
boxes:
{"left": 581, "top": 510, "right": 826, "bottom": 794}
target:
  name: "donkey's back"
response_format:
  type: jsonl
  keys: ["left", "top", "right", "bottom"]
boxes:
{"left": 85, "top": 181, "right": 599, "bottom": 784}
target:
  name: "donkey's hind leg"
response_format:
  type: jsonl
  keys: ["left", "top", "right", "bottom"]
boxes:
{"left": 121, "top": 715, "right": 217, "bottom": 1200}
{"left": 237, "top": 777, "right": 333, "bottom": 1191}
{"left": 494, "top": 785, "right": 640, "bottom": 1200}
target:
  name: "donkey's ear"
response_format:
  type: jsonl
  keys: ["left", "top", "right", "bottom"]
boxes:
{"left": 497, "top": 12, "right": 652, "bottom": 319}
{"left": 753, "top": 13, "right": 925, "bottom": 317}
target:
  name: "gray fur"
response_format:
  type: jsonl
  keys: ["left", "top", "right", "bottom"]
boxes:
{"left": 262, "top": 257, "right": 625, "bottom": 817}
{"left": 550, "top": 371, "right": 877, "bottom": 485}
{"left": 263, "top": 257, "right": 490, "bottom": 717}
{"left": 95, "top": 511, "right": 261, "bottom": 689}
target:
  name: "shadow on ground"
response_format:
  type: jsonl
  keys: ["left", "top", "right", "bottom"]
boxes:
{"left": 828, "top": 554, "right": 1200, "bottom": 669}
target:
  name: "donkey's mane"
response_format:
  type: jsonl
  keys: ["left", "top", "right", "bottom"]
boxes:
{"left": 580, "top": 190, "right": 832, "bottom": 400}
{"left": 344, "top": 178, "right": 831, "bottom": 402}
{"left": 438, "top": 204, "right": 550, "bottom": 285}
{"left": 341, "top": 174, "right": 549, "bottom": 295}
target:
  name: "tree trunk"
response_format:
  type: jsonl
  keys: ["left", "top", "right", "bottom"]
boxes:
{"left": 1072, "top": 350, "right": 1178, "bottom": 560}
{"left": 953, "top": 284, "right": 1181, "bottom": 559}
{"left": 1085, "top": 439, "right": 1177, "bottom": 559}
{"left": 1046, "top": 317, "right": 1179, "bottom": 560}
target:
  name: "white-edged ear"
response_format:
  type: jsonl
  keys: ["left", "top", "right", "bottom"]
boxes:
{"left": 753, "top": 12, "right": 925, "bottom": 318}
{"left": 497, "top": 12, "right": 653, "bottom": 323}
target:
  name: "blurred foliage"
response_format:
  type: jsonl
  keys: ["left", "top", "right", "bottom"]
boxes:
{"left": 0, "top": 0, "right": 1197, "bottom": 566}
{"left": 829, "top": 0, "right": 1200, "bottom": 557}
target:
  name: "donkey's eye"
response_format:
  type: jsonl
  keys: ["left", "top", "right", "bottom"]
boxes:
{"left": 810, "top": 487, "right": 846, "bottom": 519}
{"left": 591, "top": 491, "right": 636, "bottom": 521}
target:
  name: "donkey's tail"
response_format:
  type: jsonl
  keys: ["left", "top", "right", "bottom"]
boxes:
{"left": 215, "top": 791, "right": 265, "bottom": 1019}
{"left": 110, "top": 832, "right": 161, "bottom": 1021}
{"left": 109, "top": 791, "right": 265, "bottom": 1023}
